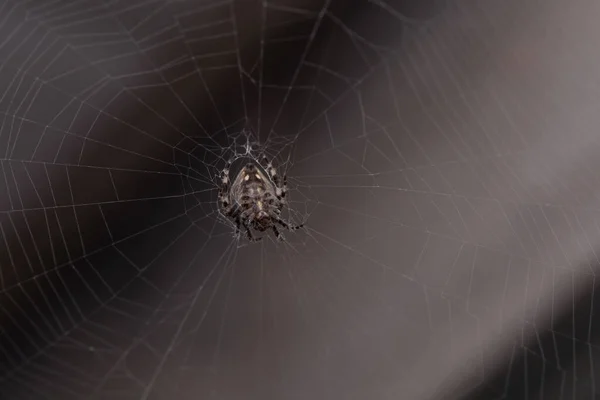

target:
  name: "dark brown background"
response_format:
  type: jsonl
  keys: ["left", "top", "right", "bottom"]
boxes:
{"left": 0, "top": 0, "right": 598, "bottom": 399}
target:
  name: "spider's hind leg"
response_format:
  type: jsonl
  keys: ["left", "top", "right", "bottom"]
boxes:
{"left": 244, "top": 223, "right": 262, "bottom": 242}
{"left": 229, "top": 216, "right": 243, "bottom": 240}
{"left": 272, "top": 225, "right": 284, "bottom": 241}
{"left": 276, "top": 218, "right": 303, "bottom": 231}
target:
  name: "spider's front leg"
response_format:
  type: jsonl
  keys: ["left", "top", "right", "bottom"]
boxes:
{"left": 219, "top": 191, "right": 233, "bottom": 216}
{"left": 218, "top": 159, "right": 234, "bottom": 215}
{"left": 261, "top": 156, "right": 288, "bottom": 202}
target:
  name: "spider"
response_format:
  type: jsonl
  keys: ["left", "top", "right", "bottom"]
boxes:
{"left": 218, "top": 155, "right": 303, "bottom": 241}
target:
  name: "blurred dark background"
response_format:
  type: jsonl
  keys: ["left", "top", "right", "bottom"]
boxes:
{"left": 1, "top": 0, "right": 600, "bottom": 399}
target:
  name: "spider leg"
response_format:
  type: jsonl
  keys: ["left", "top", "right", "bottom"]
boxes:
{"left": 239, "top": 203, "right": 253, "bottom": 221}
{"left": 276, "top": 218, "right": 303, "bottom": 231}
{"left": 244, "top": 221, "right": 261, "bottom": 242}
{"left": 218, "top": 158, "right": 234, "bottom": 214}
{"left": 219, "top": 194, "right": 233, "bottom": 216}
{"left": 261, "top": 156, "right": 287, "bottom": 201}
{"left": 232, "top": 215, "right": 242, "bottom": 236}
{"left": 272, "top": 225, "right": 284, "bottom": 241}
{"left": 280, "top": 175, "right": 288, "bottom": 201}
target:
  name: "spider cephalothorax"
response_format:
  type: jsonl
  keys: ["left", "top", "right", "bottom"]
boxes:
{"left": 218, "top": 156, "right": 303, "bottom": 241}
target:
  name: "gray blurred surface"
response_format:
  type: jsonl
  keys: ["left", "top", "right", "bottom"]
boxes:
{"left": 0, "top": 0, "right": 599, "bottom": 399}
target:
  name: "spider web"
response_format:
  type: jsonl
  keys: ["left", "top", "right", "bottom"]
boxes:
{"left": 1, "top": 0, "right": 599, "bottom": 399}
{"left": 177, "top": 127, "right": 313, "bottom": 245}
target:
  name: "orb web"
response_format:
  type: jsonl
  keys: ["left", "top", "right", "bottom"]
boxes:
{"left": 0, "top": 1, "right": 598, "bottom": 399}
